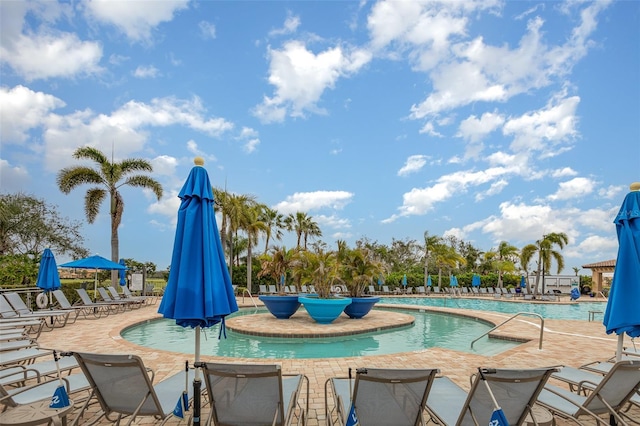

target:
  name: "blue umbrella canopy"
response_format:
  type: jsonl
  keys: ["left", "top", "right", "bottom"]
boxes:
{"left": 157, "top": 158, "right": 238, "bottom": 426}
{"left": 472, "top": 274, "right": 481, "bottom": 287}
{"left": 158, "top": 158, "right": 238, "bottom": 329}
{"left": 427, "top": 275, "right": 432, "bottom": 287}
{"left": 520, "top": 276, "right": 527, "bottom": 288}
{"left": 36, "top": 248, "right": 61, "bottom": 293}
{"left": 118, "top": 259, "right": 127, "bottom": 286}
{"left": 402, "top": 274, "right": 407, "bottom": 287}
{"left": 59, "top": 255, "right": 126, "bottom": 270}
{"left": 603, "top": 184, "right": 640, "bottom": 359}
{"left": 449, "top": 275, "right": 458, "bottom": 287}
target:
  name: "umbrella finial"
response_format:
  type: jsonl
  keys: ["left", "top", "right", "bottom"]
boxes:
{"left": 194, "top": 156, "right": 205, "bottom": 167}
{"left": 630, "top": 182, "right": 640, "bottom": 191}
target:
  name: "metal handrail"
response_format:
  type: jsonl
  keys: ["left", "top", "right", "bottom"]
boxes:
{"left": 470, "top": 312, "right": 545, "bottom": 350}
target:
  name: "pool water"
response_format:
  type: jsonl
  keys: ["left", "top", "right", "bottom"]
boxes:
{"left": 380, "top": 297, "right": 607, "bottom": 321}
{"left": 121, "top": 308, "right": 519, "bottom": 359}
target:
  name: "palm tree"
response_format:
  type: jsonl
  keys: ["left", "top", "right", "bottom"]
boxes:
{"left": 57, "top": 147, "right": 162, "bottom": 284}
{"left": 259, "top": 206, "right": 285, "bottom": 253}
{"left": 494, "top": 241, "right": 519, "bottom": 288}
{"left": 341, "top": 246, "right": 385, "bottom": 297}
{"left": 432, "top": 243, "right": 466, "bottom": 287}
{"left": 258, "top": 246, "right": 298, "bottom": 293}
{"left": 240, "top": 205, "right": 268, "bottom": 293}
{"left": 286, "top": 212, "right": 321, "bottom": 250}
{"left": 423, "top": 232, "right": 440, "bottom": 286}
{"left": 292, "top": 248, "right": 340, "bottom": 298}
{"left": 521, "top": 232, "right": 569, "bottom": 295}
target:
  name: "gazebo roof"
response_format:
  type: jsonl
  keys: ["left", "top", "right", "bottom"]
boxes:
{"left": 582, "top": 259, "right": 616, "bottom": 269}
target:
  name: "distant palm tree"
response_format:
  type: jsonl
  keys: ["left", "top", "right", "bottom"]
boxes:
{"left": 521, "top": 232, "right": 569, "bottom": 295}
{"left": 432, "top": 243, "right": 466, "bottom": 287}
{"left": 57, "top": 147, "right": 162, "bottom": 284}
{"left": 494, "top": 241, "right": 519, "bottom": 288}
{"left": 240, "top": 206, "right": 268, "bottom": 293}
{"left": 259, "top": 206, "right": 285, "bottom": 253}
{"left": 285, "top": 212, "right": 322, "bottom": 250}
{"left": 258, "top": 246, "right": 298, "bottom": 293}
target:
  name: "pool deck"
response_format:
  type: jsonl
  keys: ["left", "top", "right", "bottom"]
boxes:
{"left": 32, "top": 295, "right": 639, "bottom": 425}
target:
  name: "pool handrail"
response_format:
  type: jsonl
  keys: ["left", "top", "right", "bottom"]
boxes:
{"left": 470, "top": 312, "right": 544, "bottom": 350}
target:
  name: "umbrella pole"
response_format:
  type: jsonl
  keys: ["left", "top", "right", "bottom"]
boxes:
{"left": 616, "top": 334, "right": 624, "bottom": 362}
{"left": 94, "top": 269, "right": 98, "bottom": 302}
{"left": 193, "top": 325, "right": 202, "bottom": 426}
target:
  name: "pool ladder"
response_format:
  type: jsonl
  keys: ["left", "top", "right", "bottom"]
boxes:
{"left": 470, "top": 312, "right": 545, "bottom": 350}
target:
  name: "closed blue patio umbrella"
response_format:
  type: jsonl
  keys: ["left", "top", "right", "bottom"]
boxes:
{"left": 520, "top": 275, "right": 526, "bottom": 288}
{"left": 450, "top": 275, "right": 458, "bottom": 287}
{"left": 59, "top": 255, "right": 125, "bottom": 301}
{"left": 603, "top": 183, "right": 640, "bottom": 361}
{"left": 36, "top": 248, "right": 61, "bottom": 308}
{"left": 427, "top": 275, "right": 432, "bottom": 287}
{"left": 118, "top": 259, "right": 127, "bottom": 286}
{"left": 471, "top": 274, "right": 481, "bottom": 287}
{"left": 157, "top": 158, "right": 238, "bottom": 425}
{"left": 402, "top": 274, "right": 407, "bottom": 287}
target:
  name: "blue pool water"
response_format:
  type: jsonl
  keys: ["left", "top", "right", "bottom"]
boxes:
{"left": 121, "top": 307, "right": 519, "bottom": 359}
{"left": 380, "top": 297, "right": 607, "bottom": 320}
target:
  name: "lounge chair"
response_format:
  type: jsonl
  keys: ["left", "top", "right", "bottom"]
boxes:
{"left": 325, "top": 367, "right": 439, "bottom": 426}
{"left": 70, "top": 352, "right": 195, "bottom": 426}
{"left": 259, "top": 285, "right": 268, "bottom": 294}
{"left": 0, "top": 369, "right": 90, "bottom": 410}
{"left": 471, "top": 287, "right": 479, "bottom": 295}
{"left": 120, "top": 286, "right": 156, "bottom": 305}
{"left": 0, "top": 347, "right": 55, "bottom": 367}
{"left": 1, "top": 354, "right": 78, "bottom": 387}
{"left": 368, "top": 285, "right": 377, "bottom": 295}
{"left": 52, "top": 290, "right": 110, "bottom": 319}
{"left": 97, "top": 287, "right": 142, "bottom": 310}
{"left": 382, "top": 285, "right": 391, "bottom": 294}
{"left": 199, "top": 362, "right": 309, "bottom": 426}
{"left": 268, "top": 285, "right": 277, "bottom": 294}
{"left": 75, "top": 289, "right": 123, "bottom": 314}
{"left": 416, "top": 286, "right": 426, "bottom": 295}
{"left": 0, "top": 293, "right": 72, "bottom": 329}
{"left": 425, "top": 367, "right": 558, "bottom": 426}
{"left": 537, "top": 360, "right": 640, "bottom": 425}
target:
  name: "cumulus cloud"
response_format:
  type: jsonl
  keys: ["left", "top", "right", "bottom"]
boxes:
{"left": 133, "top": 65, "right": 160, "bottom": 78}
{"left": 274, "top": 190, "right": 354, "bottom": 214}
{"left": 0, "top": 85, "right": 65, "bottom": 144}
{"left": 81, "top": 0, "right": 189, "bottom": 42}
{"left": 398, "top": 155, "right": 428, "bottom": 176}
{"left": 269, "top": 13, "right": 301, "bottom": 37}
{"left": 253, "top": 40, "right": 372, "bottom": 123}
{"left": 547, "top": 177, "right": 594, "bottom": 201}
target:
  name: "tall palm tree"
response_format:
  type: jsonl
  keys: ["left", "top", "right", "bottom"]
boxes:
{"left": 240, "top": 205, "right": 268, "bottom": 293}
{"left": 432, "top": 243, "right": 466, "bottom": 287}
{"left": 285, "top": 212, "right": 321, "bottom": 249}
{"left": 258, "top": 246, "right": 298, "bottom": 293}
{"left": 57, "top": 147, "right": 162, "bottom": 284}
{"left": 521, "top": 232, "right": 569, "bottom": 295}
{"left": 494, "top": 241, "right": 519, "bottom": 288}
{"left": 259, "top": 206, "right": 285, "bottom": 253}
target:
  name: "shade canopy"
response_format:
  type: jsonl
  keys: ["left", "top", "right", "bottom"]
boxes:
{"left": 427, "top": 275, "right": 432, "bottom": 287}
{"left": 520, "top": 276, "right": 526, "bottom": 288}
{"left": 59, "top": 255, "right": 126, "bottom": 271}
{"left": 603, "top": 186, "right": 640, "bottom": 341}
{"left": 36, "top": 248, "right": 61, "bottom": 292}
{"left": 158, "top": 159, "right": 238, "bottom": 329}
{"left": 450, "top": 275, "right": 458, "bottom": 287}
{"left": 402, "top": 274, "right": 407, "bottom": 287}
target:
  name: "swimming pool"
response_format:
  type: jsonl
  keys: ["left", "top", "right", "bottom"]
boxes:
{"left": 121, "top": 308, "right": 519, "bottom": 359}
{"left": 380, "top": 297, "right": 607, "bottom": 321}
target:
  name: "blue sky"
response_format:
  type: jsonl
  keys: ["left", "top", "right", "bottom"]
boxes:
{"left": 1, "top": 0, "right": 638, "bottom": 273}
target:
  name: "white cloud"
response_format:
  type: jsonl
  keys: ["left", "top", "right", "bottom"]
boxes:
{"left": 199, "top": 21, "right": 216, "bottom": 39}
{"left": 398, "top": 155, "right": 428, "bottom": 176}
{"left": 551, "top": 167, "right": 578, "bottom": 178}
{"left": 504, "top": 93, "right": 580, "bottom": 156}
{"left": 0, "top": 85, "right": 65, "bottom": 144}
{"left": 457, "top": 112, "right": 505, "bottom": 143}
{"left": 269, "top": 13, "right": 301, "bottom": 37}
{"left": 0, "top": 159, "right": 30, "bottom": 192}
{"left": 274, "top": 190, "right": 354, "bottom": 214}
{"left": 81, "top": 0, "right": 190, "bottom": 42}
{"left": 315, "top": 214, "right": 352, "bottom": 230}
{"left": 1, "top": 33, "right": 102, "bottom": 81}
{"left": 133, "top": 65, "right": 160, "bottom": 78}
{"left": 547, "top": 177, "right": 594, "bottom": 201}
{"left": 253, "top": 40, "right": 372, "bottom": 123}
{"left": 0, "top": 1, "right": 102, "bottom": 81}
